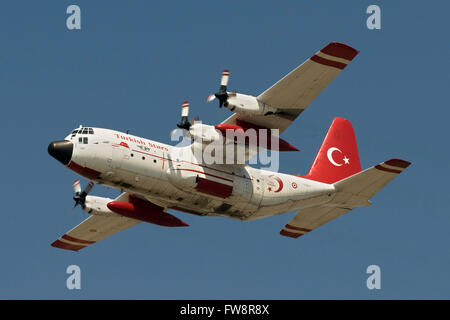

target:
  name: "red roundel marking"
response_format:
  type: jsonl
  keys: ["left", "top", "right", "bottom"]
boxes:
{"left": 292, "top": 182, "right": 298, "bottom": 189}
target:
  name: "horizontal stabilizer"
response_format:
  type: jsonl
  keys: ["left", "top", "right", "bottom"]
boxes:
{"left": 280, "top": 158, "right": 411, "bottom": 239}
{"left": 333, "top": 158, "right": 411, "bottom": 199}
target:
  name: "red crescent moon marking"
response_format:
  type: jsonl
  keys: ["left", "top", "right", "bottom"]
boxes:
{"left": 274, "top": 176, "right": 283, "bottom": 193}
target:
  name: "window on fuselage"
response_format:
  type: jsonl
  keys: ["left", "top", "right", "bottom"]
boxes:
{"left": 83, "top": 137, "right": 88, "bottom": 144}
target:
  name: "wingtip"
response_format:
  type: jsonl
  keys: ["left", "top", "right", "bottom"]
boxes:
{"left": 51, "top": 240, "right": 83, "bottom": 251}
{"left": 280, "top": 229, "right": 303, "bottom": 238}
{"left": 374, "top": 158, "right": 411, "bottom": 174}
{"left": 322, "top": 42, "right": 359, "bottom": 61}
{"left": 385, "top": 158, "right": 411, "bottom": 169}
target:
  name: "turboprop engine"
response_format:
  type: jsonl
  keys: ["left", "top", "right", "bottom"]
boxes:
{"left": 188, "top": 122, "right": 221, "bottom": 143}
{"left": 71, "top": 180, "right": 116, "bottom": 216}
{"left": 174, "top": 100, "right": 224, "bottom": 144}
{"left": 71, "top": 181, "right": 188, "bottom": 226}
{"left": 225, "top": 92, "right": 278, "bottom": 116}
{"left": 206, "top": 70, "right": 278, "bottom": 116}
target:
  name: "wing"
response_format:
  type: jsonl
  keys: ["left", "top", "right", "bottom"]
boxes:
{"left": 222, "top": 42, "right": 359, "bottom": 134}
{"left": 51, "top": 215, "right": 140, "bottom": 251}
{"left": 280, "top": 158, "right": 411, "bottom": 238}
{"left": 51, "top": 192, "right": 141, "bottom": 251}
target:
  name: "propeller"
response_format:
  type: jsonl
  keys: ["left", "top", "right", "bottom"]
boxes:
{"left": 73, "top": 180, "right": 94, "bottom": 209}
{"left": 177, "top": 101, "right": 191, "bottom": 130}
{"left": 175, "top": 101, "right": 201, "bottom": 132}
{"left": 206, "top": 69, "right": 230, "bottom": 108}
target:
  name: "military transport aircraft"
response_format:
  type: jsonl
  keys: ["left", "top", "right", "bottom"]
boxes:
{"left": 48, "top": 42, "right": 410, "bottom": 251}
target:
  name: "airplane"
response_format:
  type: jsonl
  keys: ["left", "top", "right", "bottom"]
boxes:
{"left": 48, "top": 42, "right": 410, "bottom": 251}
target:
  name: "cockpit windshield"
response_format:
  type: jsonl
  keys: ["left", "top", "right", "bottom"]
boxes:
{"left": 71, "top": 127, "right": 94, "bottom": 136}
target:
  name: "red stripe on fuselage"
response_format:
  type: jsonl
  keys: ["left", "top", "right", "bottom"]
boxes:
{"left": 67, "top": 161, "right": 101, "bottom": 180}
{"left": 174, "top": 168, "right": 233, "bottom": 183}
{"left": 196, "top": 177, "right": 233, "bottom": 198}
{"left": 131, "top": 149, "right": 251, "bottom": 180}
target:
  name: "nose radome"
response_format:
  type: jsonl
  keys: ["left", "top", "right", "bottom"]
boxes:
{"left": 48, "top": 140, "right": 73, "bottom": 165}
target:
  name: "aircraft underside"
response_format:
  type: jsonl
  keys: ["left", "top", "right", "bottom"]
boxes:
{"left": 47, "top": 42, "right": 410, "bottom": 251}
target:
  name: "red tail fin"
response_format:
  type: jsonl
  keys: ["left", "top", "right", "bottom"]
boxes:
{"left": 304, "top": 117, "right": 361, "bottom": 184}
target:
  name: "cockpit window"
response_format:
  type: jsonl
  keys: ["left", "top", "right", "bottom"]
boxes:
{"left": 78, "top": 136, "right": 88, "bottom": 144}
{"left": 71, "top": 127, "right": 94, "bottom": 137}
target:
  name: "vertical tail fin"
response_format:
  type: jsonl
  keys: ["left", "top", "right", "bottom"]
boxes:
{"left": 304, "top": 117, "right": 361, "bottom": 184}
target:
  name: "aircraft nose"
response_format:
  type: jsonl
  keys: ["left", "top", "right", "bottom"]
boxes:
{"left": 48, "top": 140, "right": 73, "bottom": 165}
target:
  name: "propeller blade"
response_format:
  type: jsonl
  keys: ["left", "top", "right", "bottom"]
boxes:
{"left": 181, "top": 101, "right": 189, "bottom": 118}
{"left": 73, "top": 181, "right": 94, "bottom": 209}
{"left": 220, "top": 69, "right": 230, "bottom": 88}
{"left": 177, "top": 101, "right": 191, "bottom": 130}
{"left": 206, "top": 94, "right": 216, "bottom": 103}
{"left": 83, "top": 181, "right": 94, "bottom": 195}
{"left": 213, "top": 69, "right": 230, "bottom": 108}
{"left": 73, "top": 179, "right": 81, "bottom": 194}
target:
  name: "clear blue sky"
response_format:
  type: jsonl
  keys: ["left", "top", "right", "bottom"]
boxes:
{"left": 0, "top": 0, "right": 449, "bottom": 299}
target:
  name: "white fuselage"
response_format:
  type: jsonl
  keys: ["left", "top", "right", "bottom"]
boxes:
{"left": 64, "top": 127, "right": 335, "bottom": 220}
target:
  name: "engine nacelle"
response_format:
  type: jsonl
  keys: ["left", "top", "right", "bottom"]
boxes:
{"left": 188, "top": 123, "right": 222, "bottom": 143}
{"left": 226, "top": 93, "right": 278, "bottom": 116}
{"left": 83, "top": 195, "right": 117, "bottom": 217}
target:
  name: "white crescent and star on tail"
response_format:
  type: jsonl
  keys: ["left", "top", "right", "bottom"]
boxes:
{"left": 327, "top": 147, "right": 350, "bottom": 166}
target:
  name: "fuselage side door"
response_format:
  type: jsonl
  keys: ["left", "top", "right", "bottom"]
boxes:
{"left": 112, "top": 142, "right": 131, "bottom": 170}
{"left": 249, "top": 171, "right": 265, "bottom": 207}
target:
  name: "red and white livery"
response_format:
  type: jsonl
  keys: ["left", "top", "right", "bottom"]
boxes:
{"left": 48, "top": 42, "right": 410, "bottom": 251}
